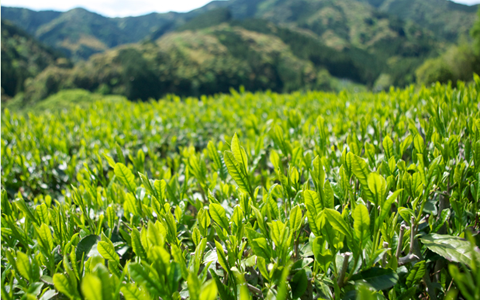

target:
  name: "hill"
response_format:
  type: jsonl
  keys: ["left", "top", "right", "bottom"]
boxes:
{"left": 2, "top": 0, "right": 479, "bottom": 104}
{"left": 1, "top": 20, "right": 71, "bottom": 101}
{"left": 19, "top": 11, "right": 446, "bottom": 104}
{"left": 18, "top": 24, "right": 343, "bottom": 104}
{"left": 1, "top": 6, "right": 200, "bottom": 61}
{"left": 3, "top": 0, "right": 472, "bottom": 60}
{"left": 364, "top": 0, "right": 479, "bottom": 42}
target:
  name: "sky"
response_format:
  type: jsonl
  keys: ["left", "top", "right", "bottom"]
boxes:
{"left": 1, "top": 0, "right": 480, "bottom": 17}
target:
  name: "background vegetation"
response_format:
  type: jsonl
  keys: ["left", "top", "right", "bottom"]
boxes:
{"left": 2, "top": 79, "right": 480, "bottom": 300}
{"left": 2, "top": 0, "right": 480, "bottom": 107}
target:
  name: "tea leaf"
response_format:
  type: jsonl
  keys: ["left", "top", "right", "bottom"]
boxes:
{"left": 115, "top": 163, "right": 136, "bottom": 193}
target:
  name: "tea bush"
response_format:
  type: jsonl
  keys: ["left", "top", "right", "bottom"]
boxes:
{"left": 2, "top": 79, "right": 480, "bottom": 300}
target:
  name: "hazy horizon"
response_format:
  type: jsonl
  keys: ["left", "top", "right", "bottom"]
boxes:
{"left": 2, "top": 0, "right": 479, "bottom": 18}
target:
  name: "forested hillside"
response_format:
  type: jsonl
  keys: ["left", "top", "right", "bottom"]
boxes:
{"left": 3, "top": 0, "right": 454, "bottom": 61}
{"left": 18, "top": 24, "right": 334, "bottom": 103}
{"left": 1, "top": 20, "right": 71, "bottom": 101}
{"left": 2, "top": 0, "right": 479, "bottom": 105}
{"left": 364, "top": 0, "right": 478, "bottom": 42}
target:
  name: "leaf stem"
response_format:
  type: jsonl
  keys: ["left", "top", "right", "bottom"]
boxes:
{"left": 396, "top": 225, "right": 406, "bottom": 260}
{"left": 337, "top": 252, "right": 351, "bottom": 288}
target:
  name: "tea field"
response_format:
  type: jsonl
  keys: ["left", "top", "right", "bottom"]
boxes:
{"left": 2, "top": 81, "right": 480, "bottom": 300}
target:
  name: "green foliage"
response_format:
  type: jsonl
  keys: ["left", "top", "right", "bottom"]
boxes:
{"left": 4, "top": 0, "right": 472, "bottom": 101}
{"left": 18, "top": 24, "right": 336, "bottom": 103}
{"left": 1, "top": 20, "right": 71, "bottom": 99}
{"left": 369, "top": 0, "right": 478, "bottom": 42}
{"left": 415, "top": 43, "right": 480, "bottom": 86}
{"left": 2, "top": 78, "right": 480, "bottom": 300}
{"left": 471, "top": 6, "right": 480, "bottom": 55}
{"left": 177, "top": 8, "right": 232, "bottom": 32}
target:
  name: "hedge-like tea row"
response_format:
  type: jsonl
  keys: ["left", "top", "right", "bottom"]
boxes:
{"left": 2, "top": 80, "right": 480, "bottom": 300}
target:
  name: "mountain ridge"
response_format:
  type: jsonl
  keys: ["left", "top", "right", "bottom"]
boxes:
{"left": 2, "top": 0, "right": 477, "bottom": 61}
{"left": 2, "top": 0, "right": 479, "bottom": 105}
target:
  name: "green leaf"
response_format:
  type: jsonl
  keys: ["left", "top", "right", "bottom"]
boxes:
{"left": 356, "top": 284, "right": 378, "bottom": 300}
{"left": 81, "top": 273, "right": 102, "bottom": 300}
{"left": 349, "top": 153, "right": 369, "bottom": 186}
{"left": 35, "top": 203, "right": 49, "bottom": 225}
{"left": 35, "top": 223, "right": 54, "bottom": 255}
{"left": 291, "top": 269, "right": 308, "bottom": 299}
{"left": 277, "top": 261, "right": 292, "bottom": 300}
{"left": 199, "top": 280, "right": 217, "bottom": 300}
{"left": 147, "top": 220, "right": 165, "bottom": 247}
{"left": 231, "top": 133, "right": 248, "bottom": 173}
{"left": 289, "top": 205, "right": 303, "bottom": 232}
{"left": 350, "top": 268, "right": 398, "bottom": 291}
{"left": 224, "top": 151, "right": 251, "bottom": 195}
{"left": 256, "top": 256, "right": 269, "bottom": 280}
{"left": 349, "top": 153, "right": 374, "bottom": 201}
{"left": 323, "top": 180, "right": 335, "bottom": 209}
{"left": 171, "top": 245, "right": 188, "bottom": 280}
{"left": 367, "top": 173, "right": 386, "bottom": 205}
{"left": 153, "top": 180, "right": 167, "bottom": 204}
{"left": 304, "top": 190, "right": 321, "bottom": 237}
{"left": 211, "top": 271, "right": 234, "bottom": 300}
{"left": 383, "top": 136, "right": 394, "bottom": 160}
{"left": 324, "top": 208, "right": 352, "bottom": 240}
{"left": 215, "top": 240, "right": 229, "bottom": 272}
{"left": 252, "top": 206, "right": 266, "bottom": 234}
{"left": 250, "top": 238, "right": 271, "bottom": 260}
{"left": 353, "top": 204, "right": 370, "bottom": 246}
{"left": 406, "top": 261, "right": 425, "bottom": 286}
{"left": 115, "top": 163, "right": 136, "bottom": 193}
{"left": 207, "top": 141, "right": 223, "bottom": 172}
{"left": 413, "top": 134, "right": 424, "bottom": 154}
{"left": 102, "top": 153, "right": 116, "bottom": 169}
{"left": 230, "top": 267, "right": 251, "bottom": 300}
{"left": 131, "top": 228, "right": 147, "bottom": 261}
{"left": 209, "top": 203, "right": 229, "bottom": 230}
{"left": 16, "top": 251, "right": 31, "bottom": 281}
{"left": 188, "top": 272, "right": 201, "bottom": 300}
{"left": 420, "top": 234, "right": 479, "bottom": 267}
{"left": 128, "top": 263, "right": 163, "bottom": 296}
{"left": 193, "top": 238, "right": 207, "bottom": 274}
{"left": 53, "top": 273, "right": 77, "bottom": 298}
{"left": 121, "top": 284, "right": 149, "bottom": 300}
{"left": 269, "top": 220, "right": 286, "bottom": 248}
{"left": 98, "top": 240, "right": 119, "bottom": 262}
{"left": 312, "top": 156, "right": 325, "bottom": 188}
{"left": 270, "top": 125, "right": 291, "bottom": 155}
{"left": 15, "top": 198, "right": 37, "bottom": 224}
{"left": 376, "top": 189, "right": 402, "bottom": 228}
{"left": 400, "top": 135, "right": 413, "bottom": 156}
{"left": 75, "top": 235, "right": 100, "bottom": 261}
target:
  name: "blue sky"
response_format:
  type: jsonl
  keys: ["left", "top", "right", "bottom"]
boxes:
{"left": 2, "top": 0, "right": 479, "bottom": 17}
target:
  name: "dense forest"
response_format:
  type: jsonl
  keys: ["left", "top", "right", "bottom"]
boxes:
{"left": 2, "top": 0, "right": 480, "bottom": 106}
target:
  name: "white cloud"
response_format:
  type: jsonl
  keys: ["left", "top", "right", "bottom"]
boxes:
{"left": 1, "top": 0, "right": 217, "bottom": 17}
{"left": 455, "top": 0, "right": 480, "bottom": 3}
{"left": 1, "top": 0, "right": 478, "bottom": 17}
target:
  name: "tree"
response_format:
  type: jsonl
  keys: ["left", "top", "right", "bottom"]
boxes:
{"left": 470, "top": 6, "right": 480, "bottom": 55}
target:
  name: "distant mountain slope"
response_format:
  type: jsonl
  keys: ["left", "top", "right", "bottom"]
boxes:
{"left": 364, "top": 0, "right": 478, "bottom": 42}
{"left": 2, "top": 0, "right": 478, "bottom": 104}
{"left": 206, "top": 0, "right": 439, "bottom": 57}
{"left": 1, "top": 6, "right": 200, "bottom": 60}
{"left": 3, "top": 0, "right": 474, "bottom": 61}
{"left": 1, "top": 20, "right": 70, "bottom": 99}
{"left": 0, "top": 7, "right": 61, "bottom": 33}
{"left": 22, "top": 24, "right": 364, "bottom": 104}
